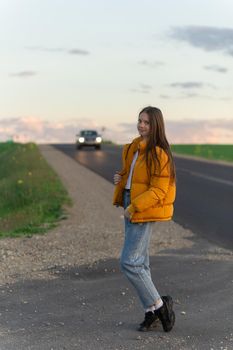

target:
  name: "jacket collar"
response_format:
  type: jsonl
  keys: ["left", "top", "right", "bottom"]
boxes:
{"left": 123, "top": 136, "right": 147, "bottom": 173}
{"left": 131, "top": 136, "right": 147, "bottom": 153}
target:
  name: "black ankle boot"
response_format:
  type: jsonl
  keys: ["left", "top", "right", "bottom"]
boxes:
{"left": 155, "top": 295, "right": 175, "bottom": 332}
{"left": 138, "top": 311, "right": 159, "bottom": 332}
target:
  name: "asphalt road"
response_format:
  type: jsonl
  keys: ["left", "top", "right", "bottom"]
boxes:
{"left": 1, "top": 252, "right": 232, "bottom": 349}
{"left": 53, "top": 143, "right": 233, "bottom": 250}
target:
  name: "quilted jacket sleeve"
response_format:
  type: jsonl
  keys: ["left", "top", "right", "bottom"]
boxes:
{"left": 127, "top": 149, "right": 171, "bottom": 214}
{"left": 112, "top": 144, "right": 130, "bottom": 206}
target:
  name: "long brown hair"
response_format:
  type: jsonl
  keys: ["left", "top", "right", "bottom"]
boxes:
{"left": 139, "top": 106, "right": 176, "bottom": 182}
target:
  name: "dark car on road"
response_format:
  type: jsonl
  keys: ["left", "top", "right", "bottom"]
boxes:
{"left": 76, "top": 130, "right": 102, "bottom": 150}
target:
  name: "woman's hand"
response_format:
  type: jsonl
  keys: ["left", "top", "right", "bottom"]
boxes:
{"left": 124, "top": 207, "right": 131, "bottom": 219}
{"left": 113, "top": 172, "right": 122, "bottom": 185}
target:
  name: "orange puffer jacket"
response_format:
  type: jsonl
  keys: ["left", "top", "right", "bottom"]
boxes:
{"left": 113, "top": 136, "right": 176, "bottom": 223}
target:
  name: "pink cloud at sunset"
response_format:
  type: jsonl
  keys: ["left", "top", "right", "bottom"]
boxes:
{"left": 0, "top": 117, "right": 232, "bottom": 144}
{"left": 165, "top": 119, "right": 233, "bottom": 144}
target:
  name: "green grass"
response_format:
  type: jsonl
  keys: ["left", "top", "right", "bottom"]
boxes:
{"left": 102, "top": 139, "right": 114, "bottom": 144}
{"left": 171, "top": 144, "right": 233, "bottom": 163}
{"left": 0, "top": 142, "right": 71, "bottom": 238}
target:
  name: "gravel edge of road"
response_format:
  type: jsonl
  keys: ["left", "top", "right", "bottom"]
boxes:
{"left": 0, "top": 144, "right": 232, "bottom": 286}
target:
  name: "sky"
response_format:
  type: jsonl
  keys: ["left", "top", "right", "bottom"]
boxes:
{"left": 0, "top": 0, "right": 233, "bottom": 144}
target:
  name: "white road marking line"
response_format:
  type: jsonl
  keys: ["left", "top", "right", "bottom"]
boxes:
{"left": 177, "top": 168, "right": 233, "bottom": 187}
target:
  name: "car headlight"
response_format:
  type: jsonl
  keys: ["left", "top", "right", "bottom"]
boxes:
{"left": 96, "top": 137, "right": 102, "bottom": 143}
{"left": 79, "top": 137, "right": 85, "bottom": 143}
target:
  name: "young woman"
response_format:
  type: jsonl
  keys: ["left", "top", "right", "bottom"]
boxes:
{"left": 113, "top": 106, "right": 176, "bottom": 332}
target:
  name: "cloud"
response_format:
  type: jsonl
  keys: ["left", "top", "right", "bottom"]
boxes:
{"left": 168, "top": 82, "right": 218, "bottom": 99}
{"left": 160, "top": 94, "right": 171, "bottom": 99}
{"left": 0, "top": 116, "right": 99, "bottom": 143}
{"left": 170, "top": 92, "right": 231, "bottom": 100}
{"left": 169, "top": 82, "right": 216, "bottom": 89}
{"left": 68, "top": 49, "right": 90, "bottom": 55}
{"left": 130, "top": 83, "right": 152, "bottom": 94}
{"left": 117, "top": 119, "right": 233, "bottom": 144}
{"left": 25, "top": 46, "right": 90, "bottom": 55}
{"left": 138, "top": 60, "right": 165, "bottom": 68}
{"left": 161, "top": 92, "right": 203, "bottom": 99}
{"left": 161, "top": 86, "right": 231, "bottom": 99}
{"left": 204, "top": 65, "right": 228, "bottom": 73}
{"left": 9, "top": 71, "right": 37, "bottom": 78}
{"left": 140, "top": 83, "right": 152, "bottom": 90}
{"left": 170, "top": 26, "right": 233, "bottom": 57}
{"left": 181, "top": 92, "right": 200, "bottom": 98}
{"left": 110, "top": 123, "right": 138, "bottom": 144}
{"left": 0, "top": 117, "right": 232, "bottom": 144}
{"left": 170, "top": 82, "right": 203, "bottom": 89}
{"left": 166, "top": 119, "right": 233, "bottom": 144}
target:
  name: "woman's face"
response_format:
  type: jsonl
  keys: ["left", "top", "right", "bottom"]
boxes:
{"left": 137, "top": 112, "right": 150, "bottom": 140}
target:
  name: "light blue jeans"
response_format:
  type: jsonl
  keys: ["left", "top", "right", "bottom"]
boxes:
{"left": 120, "top": 190, "right": 161, "bottom": 310}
